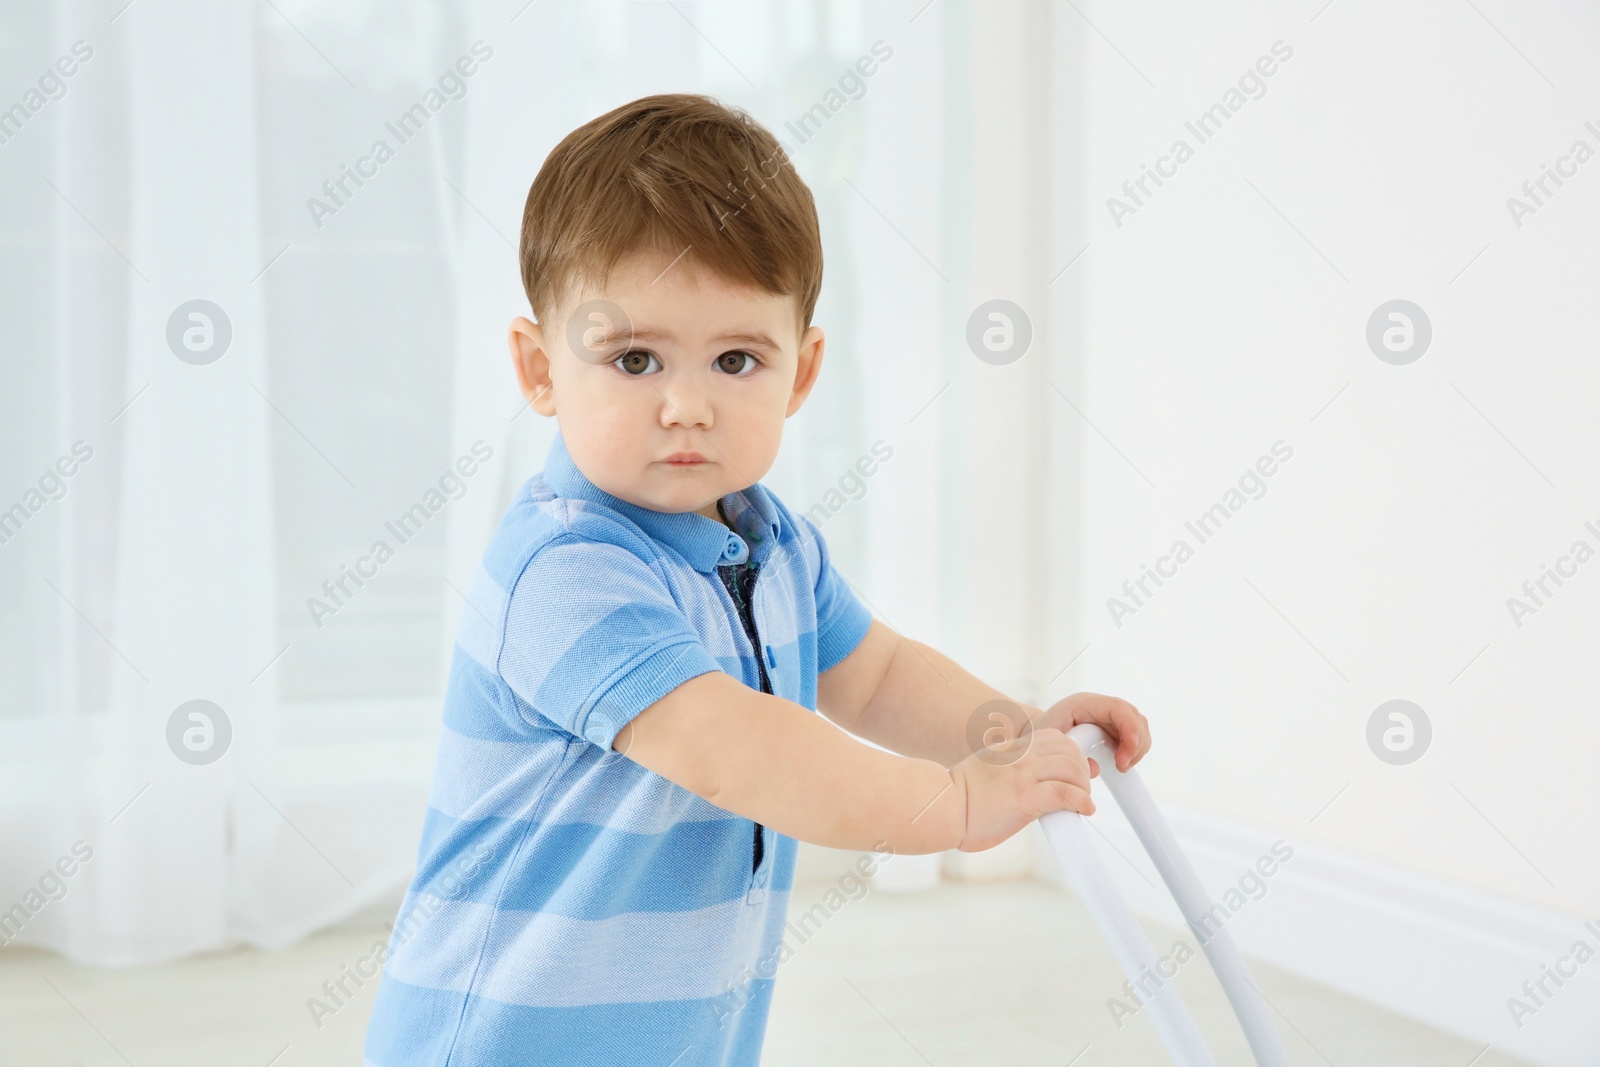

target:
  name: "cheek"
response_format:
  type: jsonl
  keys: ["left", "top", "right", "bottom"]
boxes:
{"left": 560, "top": 376, "right": 647, "bottom": 459}
{"left": 748, "top": 367, "right": 797, "bottom": 409}
{"left": 579, "top": 402, "right": 647, "bottom": 456}
{"left": 726, "top": 373, "right": 781, "bottom": 408}
{"left": 726, "top": 383, "right": 789, "bottom": 453}
{"left": 565, "top": 368, "right": 650, "bottom": 423}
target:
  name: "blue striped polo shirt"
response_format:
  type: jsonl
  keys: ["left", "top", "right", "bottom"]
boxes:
{"left": 363, "top": 431, "right": 874, "bottom": 1067}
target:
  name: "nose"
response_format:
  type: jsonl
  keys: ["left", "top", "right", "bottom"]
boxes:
{"left": 657, "top": 372, "right": 713, "bottom": 431}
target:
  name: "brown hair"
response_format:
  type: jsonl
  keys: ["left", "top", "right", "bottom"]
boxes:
{"left": 518, "top": 93, "right": 823, "bottom": 337}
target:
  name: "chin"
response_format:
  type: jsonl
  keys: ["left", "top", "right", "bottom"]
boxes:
{"left": 633, "top": 483, "right": 710, "bottom": 515}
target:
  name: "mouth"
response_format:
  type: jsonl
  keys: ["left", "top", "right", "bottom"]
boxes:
{"left": 660, "top": 452, "right": 710, "bottom": 466}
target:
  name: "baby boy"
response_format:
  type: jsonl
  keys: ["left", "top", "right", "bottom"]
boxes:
{"left": 363, "top": 92, "right": 1150, "bottom": 1067}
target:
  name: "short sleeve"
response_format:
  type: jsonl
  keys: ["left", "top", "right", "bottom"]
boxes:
{"left": 796, "top": 515, "right": 874, "bottom": 673}
{"left": 497, "top": 538, "right": 722, "bottom": 748}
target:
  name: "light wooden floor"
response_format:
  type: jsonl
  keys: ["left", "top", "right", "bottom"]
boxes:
{"left": 0, "top": 870, "right": 1531, "bottom": 1066}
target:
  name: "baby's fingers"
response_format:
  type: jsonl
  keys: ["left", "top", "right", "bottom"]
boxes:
{"left": 1031, "top": 777, "right": 1095, "bottom": 817}
{"left": 1107, "top": 702, "right": 1150, "bottom": 771}
{"left": 1117, "top": 732, "right": 1139, "bottom": 772}
{"left": 1032, "top": 751, "right": 1092, "bottom": 791}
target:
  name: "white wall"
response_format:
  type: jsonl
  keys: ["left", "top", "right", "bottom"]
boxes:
{"left": 1067, "top": 0, "right": 1599, "bottom": 925}
{"left": 1046, "top": 1, "right": 1600, "bottom": 1060}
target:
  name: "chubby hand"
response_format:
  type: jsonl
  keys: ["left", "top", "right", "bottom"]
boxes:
{"left": 951, "top": 726, "right": 1095, "bottom": 853}
{"left": 1034, "top": 692, "right": 1151, "bottom": 775}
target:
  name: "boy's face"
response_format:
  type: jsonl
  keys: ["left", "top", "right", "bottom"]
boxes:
{"left": 509, "top": 247, "right": 825, "bottom": 521}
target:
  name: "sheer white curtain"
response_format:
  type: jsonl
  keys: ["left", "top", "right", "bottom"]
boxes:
{"left": 0, "top": 0, "right": 1073, "bottom": 965}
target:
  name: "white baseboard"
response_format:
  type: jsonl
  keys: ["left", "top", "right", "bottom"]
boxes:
{"left": 1031, "top": 799, "right": 1600, "bottom": 1067}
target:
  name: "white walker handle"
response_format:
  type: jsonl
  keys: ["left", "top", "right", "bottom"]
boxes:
{"left": 1037, "top": 723, "right": 1292, "bottom": 1067}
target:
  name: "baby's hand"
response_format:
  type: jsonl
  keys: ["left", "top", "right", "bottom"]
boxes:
{"left": 950, "top": 726, "right": 1094, "bottom": 853}
{"left": 1035, "top": 692, "right": 1151, "bottom": 774}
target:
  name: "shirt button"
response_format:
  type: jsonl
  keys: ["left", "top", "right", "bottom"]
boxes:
{"left": 721, "top": 533, "right": 748, "bottom": 564}
{"left": 584, "top": 719, "right": 611, "bottom": 746}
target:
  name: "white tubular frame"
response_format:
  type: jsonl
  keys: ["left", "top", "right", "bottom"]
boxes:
{"left": 1036, "top": 723, "right": 1292, "bottom": 1067}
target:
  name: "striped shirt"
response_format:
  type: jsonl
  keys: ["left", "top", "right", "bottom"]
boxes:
{"left": 363, "top": 431, "right": 874, "bottom": 1066}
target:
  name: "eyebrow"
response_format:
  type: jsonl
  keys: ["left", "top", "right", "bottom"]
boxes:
{"left": 599, "top": 327, "right": 783, "bottom": 351}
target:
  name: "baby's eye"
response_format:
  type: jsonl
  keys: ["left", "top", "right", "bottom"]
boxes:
{"left": 614, "top": 349, "right": 661, "bottom": 376}
{"left": 715, "top": 350, "right": 760, "bottom": 376}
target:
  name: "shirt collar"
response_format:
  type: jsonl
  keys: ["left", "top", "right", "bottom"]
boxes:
{"left": 543, "top": 432, "right": 783, "bottom": 573}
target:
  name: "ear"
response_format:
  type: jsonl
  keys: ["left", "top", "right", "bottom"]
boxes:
{"left": 509, "top": 316, "right": 557, "bottom": 417}
{"left": 786, "top": 325, "right": 826, "bottom": 417}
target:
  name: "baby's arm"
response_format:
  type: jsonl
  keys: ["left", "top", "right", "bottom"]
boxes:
{"left": 818, "top": 619, "right": 1153, "bottom": 774}
{"left": 613, "top": 668, "right": 1095, "bottom": 856}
